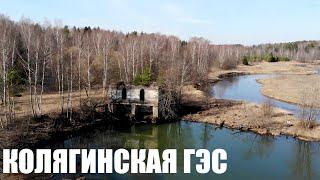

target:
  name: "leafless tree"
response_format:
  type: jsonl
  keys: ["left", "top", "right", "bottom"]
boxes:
{"left": 0, "top": 15, "right": 320, "bottom": 128}
{"left": 299, "top": 86, "right": 320, "bottom": 128}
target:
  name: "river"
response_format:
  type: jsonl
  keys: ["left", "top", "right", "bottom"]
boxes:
{"left": 48, "top": 121, "right": 320, "bottom": 180}
{"left": 45, "top": 74, "right": 320, "bottom": 180}
{"left": 212, "top": 74, "right": 300, "bottom": 116}
{"left": 212, "top": 74, "right": 320, "bottom": 120}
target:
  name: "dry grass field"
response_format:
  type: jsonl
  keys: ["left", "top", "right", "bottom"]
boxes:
{"left": 208, "top": 61, "right": 318, "bottom": 81}
{"left": 12, "top": 89, "right": 105, "bottom": 117}
{"left": 258, "top": 75, "right": 320, "bottom": 107}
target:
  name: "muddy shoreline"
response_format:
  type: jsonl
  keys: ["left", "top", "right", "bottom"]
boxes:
{"left": 183, "top": 103, "right": 320, "bottom": 142}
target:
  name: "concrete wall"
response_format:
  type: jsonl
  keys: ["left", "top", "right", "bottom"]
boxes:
{"left": 108, "top": 85, "right": 159, "bottom": 105}
{"left": 128, "top": 88, "right": 158, "bottom": 104}
{"left": 108, "top": 84, "right": 160, "bottom": 121}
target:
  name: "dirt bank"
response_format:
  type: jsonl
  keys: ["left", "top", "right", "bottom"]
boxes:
{"left": 182, "top": 98, "right": 320, "bottom": 142}
{"left": 181, "top": 85, "right": 207, "bottom": 103}
{"left": 257, "top": 75, "right": 320, "bottom": 107}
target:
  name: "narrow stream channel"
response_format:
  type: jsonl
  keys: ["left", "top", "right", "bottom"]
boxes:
{"left": 212, "top": 74, "right": 320, "bottom": 120}
{"left": 212, "top": 74, "right": 300, "bottom": 116}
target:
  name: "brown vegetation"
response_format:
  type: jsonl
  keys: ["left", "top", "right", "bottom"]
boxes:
{"left": 183, "top": 99, "right": 320, "bottom": 142}
{"left": 247, "top": 99, "right": 275, "bottom": 128}
{"left": 261, "top": 99, "right": 274, "bottom": 120}
{"left": 1, "top": 14, "right": 320, "bottom": 148}
{"left": 0, "top": 15, "right": 212, "bottom": 128}
{"left": 298, "top": 87, "right": 320, "bottom": 129}
{"left": 209, "top": 61, "right": 318, "bottom": 82}
{"left": 183, "top": 63, "right": 320, "bottom": 141}
{"left": 258, "top": 74, "right": 320, "bottom": 107}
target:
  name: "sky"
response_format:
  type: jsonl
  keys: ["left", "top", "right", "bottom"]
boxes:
{"left": 0, "top": 0, "right": 319, "bottom": 45}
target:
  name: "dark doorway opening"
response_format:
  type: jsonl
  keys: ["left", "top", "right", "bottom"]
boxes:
{"left": 122, "top": 88, "right": 127, "bottom": 100}
{"left": 140, "top": 89, "right": 145, "bottom": 102}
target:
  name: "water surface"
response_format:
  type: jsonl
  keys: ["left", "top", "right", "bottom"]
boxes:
{"left": 211, "top": 74, "right": 318, "bottom": 118}
{"left": 46, "top": 74, "right": 320, "bottom": 179}
{"left": 49, "top": 122, "right": 320, "bottom": 180}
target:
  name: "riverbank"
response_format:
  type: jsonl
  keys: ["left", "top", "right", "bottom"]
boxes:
{"left": 257, "top": 75, "right": 320, "bottom": 107}
{"left": 1, "top": 61, "right": 319, "bottom": 152}
{"left": 1, "top": 61, "right": 320, "bottom": 179}
{"left": 182, "top": 61, "right": 320, "bottom": 141}
{"left": 183, "top": 98, "right": 320, "bottom": 141}
{"left": 208, "top": 61, "right": 319, "bottom": 107}
{"left": 1, "top": 60, "right": 319, "bottom": 149}
{"left": 208, "top": 61, "right": 318, "bottom": 82}
{"left": 0, "top": 105, "right": 123, "bottom": 150}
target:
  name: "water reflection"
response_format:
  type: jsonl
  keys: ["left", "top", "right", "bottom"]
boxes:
{"left": 44, "top": 73, "right": 320, "bottom": 179}
{"left": 242, "top": 135, "right": 275, "bottom": 159}
{"left": 200, "top": 124, "right": 215, "bottom": 149}
{"left": 290, "top": 142, "right": 320, "bottom": 180}
{"left": 211, "top": 76, "right": 241, "bottom": 98}
{"left": 212, "top": 75, "right": 273, "bottom": 103}
{"left": 47, "top": 121, "right": 320, "bottom": 179}
{"left": 212, "top": 74, "right": 308, "bottom": 118}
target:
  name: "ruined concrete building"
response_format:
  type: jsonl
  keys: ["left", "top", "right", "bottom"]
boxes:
{"left": 107, "top": 82, "right": 160, "bottom": 123}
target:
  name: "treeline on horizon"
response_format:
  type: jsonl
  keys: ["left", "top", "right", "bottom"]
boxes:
{"left": 0, "top": 14, "right": 320, "bottom": 121}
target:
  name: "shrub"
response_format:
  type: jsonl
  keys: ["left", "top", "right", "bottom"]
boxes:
{"left": 298, "top": 120, "right": 319, "bottom": 129}
{"left": 7, "top": 69, "right": 26, "bottom": 96}
{"left": 277, "top": 57, "right": 290, "bottom": 61}
{"left": 219, "top": 57, "right": 237, "bottom": 70}
{"left": 245, "top": 99, "right": 274, "bottom": 128}
{"left": 8, "top": 69, "right": 26, "bottom": 85}
{"left": 265, "top": 53, "right": 277, "bottom": 62}
{"left": 298, "top": 87, "right": 320, "bottom": 129}
{"left": 242, "top": 56, "right": 249, "bottom": 65}
{"left": 261, "top": 99, "right": 274, "bottom": 119}
{"left": 240, "top": 54, "right": 290, "bottom": 63}
{"left": 159, "top": 88, "right": 181, "bottom": 121}
{"left": 133, "top": 68, "right": 152, "bottom": 86}
{"left": 261, "top": 54, "right": 290, "bottom": 62}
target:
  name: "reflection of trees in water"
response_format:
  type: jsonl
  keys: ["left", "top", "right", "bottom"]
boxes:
{"left": 290, "top": 141, "right": 320, "bottom": 180}
{"left": 52, "top": 122, "right": 198, "bottom": 151}
{"left": 231, "top": 132, "right": 275, "bottom": 160}
{"left": 212, "top": 77, "right": 240, "bottom": 98}
{"left": 244, "top": 135, "right": 275, "bottom": 159}
{"left": 157, "top": 122, "right": 197, "bottom": 171}
{"left": 48, "top": 123, "right": 198, "bottom": 179}
{"left": 48, "top": 122, "right": 219, "bottom": 177}
{"left": 201, "top": 124, "right": 215, "bottom": 149}
{"left": 158, "top": 122, "right": 195, "bottom": 151}
{"left": 52, "top": 128, "right": 128, "bottom": 149}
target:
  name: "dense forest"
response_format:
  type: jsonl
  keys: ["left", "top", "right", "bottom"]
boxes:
{"left": 0, "top": 15, "right": 319, "bottom": 123}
